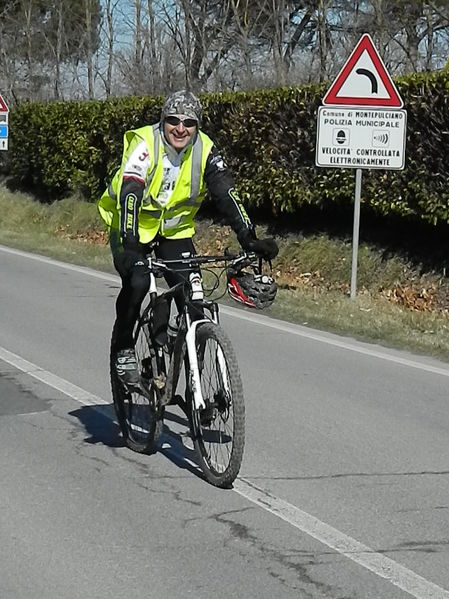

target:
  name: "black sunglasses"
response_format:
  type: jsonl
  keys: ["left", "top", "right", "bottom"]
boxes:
{"left": 165, "top": 115, "right": 198, "bottom": 128}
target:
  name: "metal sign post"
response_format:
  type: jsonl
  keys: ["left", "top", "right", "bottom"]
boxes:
{"left": 350, "top": 169, "right": 362, "bottom": 299}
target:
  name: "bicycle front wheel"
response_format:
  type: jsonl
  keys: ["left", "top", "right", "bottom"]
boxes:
{"left": 189, "top": 323, "right": 245, "bottom": 488}
{"left": 110, "top": 321, "right": 163, "bottom": 454}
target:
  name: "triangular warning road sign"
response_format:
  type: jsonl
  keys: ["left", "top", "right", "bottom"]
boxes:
{"left": 323, "top": 34, "right": 403, "bottom": 108}
{"left": 0, "top": 95, "right": 8, "bottom": 112}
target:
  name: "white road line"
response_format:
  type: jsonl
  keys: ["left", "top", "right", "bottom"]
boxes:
{"left": 221, "top": 307, "right": 449, "bottom": 378}
{"left": 1, "top": 344, "right": 448, "bottom": 598}
{"left": 235, "top": 478, "right": 449, "bottom": 599}
{"left": 0, "top": 346, "right": 109, "bottom": 410}
{"left": 2, "top": 244, "right": 449, "bottom": 378}
{"left": 0, "top": 244, "right": 116, "bottom": 282}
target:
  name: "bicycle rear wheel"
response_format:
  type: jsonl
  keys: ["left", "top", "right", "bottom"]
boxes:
{"left": 110, "top": 320, "right": 163, "bottom": 454}
{"left": 188, "top": 322, "right": 245, "bottom": 488}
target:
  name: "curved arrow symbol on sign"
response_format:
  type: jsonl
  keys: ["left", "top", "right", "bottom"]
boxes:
{"left": 356, "top": 68, "right": 378, "bottom": 94}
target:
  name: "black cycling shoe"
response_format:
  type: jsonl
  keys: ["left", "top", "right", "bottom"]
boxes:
{"left": 115, "top": 348, "right": 139, "bottom": 386}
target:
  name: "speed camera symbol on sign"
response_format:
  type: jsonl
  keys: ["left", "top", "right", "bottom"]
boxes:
{"left": 333, "top": 128, "right": 350, "bottom": 146}
{"left": 372, "top": 130, "right": 390, "bottom": 147}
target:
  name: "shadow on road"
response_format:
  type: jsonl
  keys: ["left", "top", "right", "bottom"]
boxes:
{"left": 69, "top": 404, "right": 125, "bottom": 448}
{"left": 69, "top": 403, "right": 205, "bottom": 481}
{"left": 159, "top": 409, "right": 206, "bottom": 481}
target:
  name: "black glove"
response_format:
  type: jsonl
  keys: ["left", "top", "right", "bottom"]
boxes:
{"left": 114, "top": 234, "right": 145, "bottom": 278}
{"left": 248, "top": 238, "right": 279, "bottom": 260}
{"left": 238, "top": 228, "right": 279, "bottom": 260}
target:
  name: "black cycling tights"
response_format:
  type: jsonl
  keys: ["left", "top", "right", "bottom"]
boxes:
{"left": 114, "top": 236, "right": 198, "bottom": 351}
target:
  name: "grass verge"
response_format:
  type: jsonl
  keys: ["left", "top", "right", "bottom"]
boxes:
{"left": 1, "top": 186, "right": 449, "bottom": 362}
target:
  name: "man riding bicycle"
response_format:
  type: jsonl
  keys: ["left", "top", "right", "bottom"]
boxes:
{"left": 98, "top": 90, "right": 278, "bottom": 386}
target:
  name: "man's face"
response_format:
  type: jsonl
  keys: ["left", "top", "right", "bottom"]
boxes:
{"left": 163, "top": 115, "right": 198, "bottom": 152}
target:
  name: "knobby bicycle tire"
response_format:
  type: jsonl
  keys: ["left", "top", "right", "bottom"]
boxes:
{"left": 188, "top": 322, "right": 245, "bottom": 488}
{"left": 110, "top": 319, "right": 163, "bottom": 454}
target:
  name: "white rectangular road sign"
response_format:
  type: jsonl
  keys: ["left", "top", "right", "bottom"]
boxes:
{"left": 316, "top": 106, "right": 407, "bottom": 170}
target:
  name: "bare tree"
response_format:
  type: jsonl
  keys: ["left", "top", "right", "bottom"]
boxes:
{"left": 316, "top": 0, "right": 333, "bottom": 80}
{"left": 2, "top": 0, "right": 449, "bottom": 100}
{"left": 146, "top": 0, "right": 157, "bottom": 88}
{"left": 102, "top": 0, "right": 117, "bottom": 97}
{"left": 356, "top": 0, "right": 449, "bottom": 73}
{"left": 83, "top": 0, "right": 96, "bottom": 98}
{"left": 135, "top": 0, "right": 143, "bottom": 74}
{"left": 229, "top": 0, "right": 260, "bottom": 87}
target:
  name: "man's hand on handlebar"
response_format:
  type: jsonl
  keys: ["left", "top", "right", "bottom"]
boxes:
{"left": 114, "top": 233, "right": 146, "bottom": 277}
{"left": 237, "top": 228, "right": 279, "bottom": 261}
{"left": 246, "top": 238, "right": 278, "bottom": 260}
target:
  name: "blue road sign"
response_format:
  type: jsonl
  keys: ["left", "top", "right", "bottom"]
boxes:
{"left": 0, "top": 124, "right": 8, "bottom": 138}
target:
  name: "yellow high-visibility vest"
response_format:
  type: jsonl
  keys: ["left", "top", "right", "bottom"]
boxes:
{"left": 98, "top": 124, "right": 214, "bottom": 243}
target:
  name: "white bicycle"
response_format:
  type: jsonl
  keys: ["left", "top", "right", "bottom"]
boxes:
{"left": 110, "top": 251, "right": 260, "bottom": 488}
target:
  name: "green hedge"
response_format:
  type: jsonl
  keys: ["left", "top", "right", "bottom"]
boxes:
{"left": 4, "top": 72, "right": 449, "bottom": 226}
{"left": 5, "top": 95, "right": 162, "bottom": 201}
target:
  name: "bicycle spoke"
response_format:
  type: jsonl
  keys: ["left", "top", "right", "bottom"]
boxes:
{"left": 200, "top": 344, "right": 234, "bottom": 471}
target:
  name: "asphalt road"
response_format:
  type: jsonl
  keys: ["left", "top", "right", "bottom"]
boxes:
{"left": 1, "top": 244, "right": 449, "bottom": 599}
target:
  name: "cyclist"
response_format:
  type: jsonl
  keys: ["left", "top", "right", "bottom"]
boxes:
{"left": 98, "top": 90, "right": 278, "bottom": 385}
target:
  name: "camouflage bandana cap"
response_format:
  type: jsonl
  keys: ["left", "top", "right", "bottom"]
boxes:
{"left": 161, "top": 90, "right": 203, "bottom": 124}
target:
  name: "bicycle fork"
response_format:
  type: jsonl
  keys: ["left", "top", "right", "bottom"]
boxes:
{"left": 185, "top": 317, "right": 208, "bottom": 411}
{"left": 184, "top": 302, "right": 220, "bottom": 411}
{"left": 184, "top": 311, "right": 230, "bottom": 412}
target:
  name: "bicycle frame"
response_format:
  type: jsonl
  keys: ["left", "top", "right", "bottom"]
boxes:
{"left": 143, "top": 255, "right": 228, "bottom": 411}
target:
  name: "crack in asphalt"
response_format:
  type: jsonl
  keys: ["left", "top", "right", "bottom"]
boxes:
{"left": 209, "top": 508, "right": 357, "bottom": 598}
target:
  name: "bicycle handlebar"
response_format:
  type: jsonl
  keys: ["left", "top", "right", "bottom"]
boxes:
{"left": 143, "top": 251, "right": 257, "bottom": 275}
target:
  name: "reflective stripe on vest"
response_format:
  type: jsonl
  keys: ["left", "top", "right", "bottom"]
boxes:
{"left": 143, "top": 124, "right": 160, "bottom": 200}
{"left": 161, "top": 133, "right": 204, "bottom": 229}
{"left": 188, "top": 132, "right": 203, "bottom": 205}
{"left": 161, "top": 135, "right": 205, "bottom": 232}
